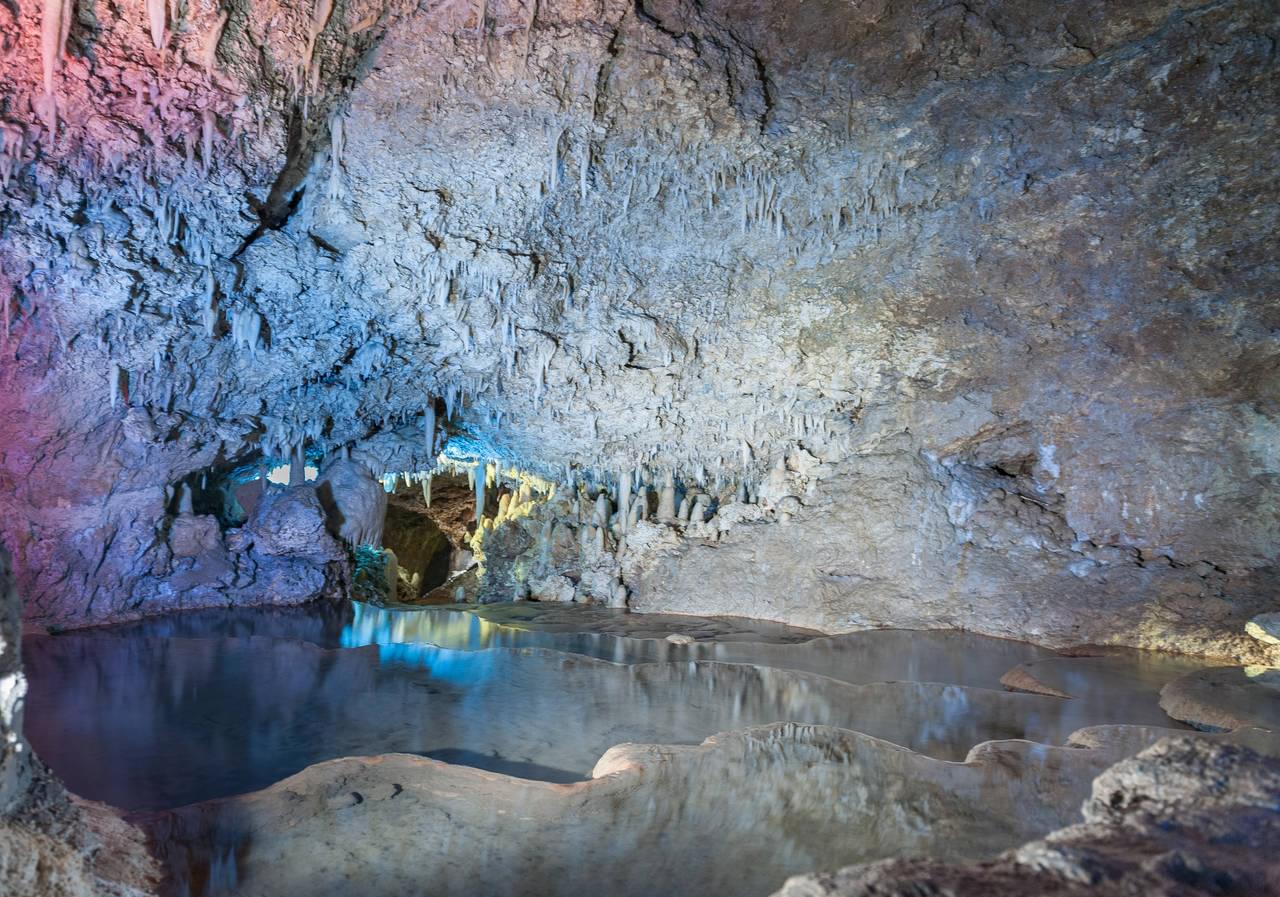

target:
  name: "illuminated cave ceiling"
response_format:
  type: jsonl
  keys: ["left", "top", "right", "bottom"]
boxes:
{"left": 0, "top": 0, "right": 1277, "bottom": 656}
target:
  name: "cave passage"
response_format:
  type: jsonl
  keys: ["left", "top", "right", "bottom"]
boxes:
{"left": 2, "top": 0, "right": 1278, "bottom": 895}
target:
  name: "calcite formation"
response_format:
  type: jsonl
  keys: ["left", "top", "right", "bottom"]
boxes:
{"left": 0, "top": 0, "right": 1277, "bottom": 647}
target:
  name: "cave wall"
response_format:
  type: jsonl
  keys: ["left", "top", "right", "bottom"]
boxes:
{"left": 0, "top": 0, "right": 1277, "bottom": 653}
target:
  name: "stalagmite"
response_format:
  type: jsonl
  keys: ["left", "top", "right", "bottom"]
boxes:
{"left": 108, "top": 363, "right": 124, "bottom": 408}
{"left": 657, "top": 470, "right": 677, "bottom": 522}
{"left": 615, "top": 469, "right": 631, "bottom": 534}
{"left": 592, "top": 492, "right": 611, "bottom": 528}
{"left": 176, "top": 483, "right": 194, "bottom": 516}
{"left": 690, "top": 493, "right": 708, "bottom": 523}
{"left": 289, "top": 445, "right": 306, "bottom": 487}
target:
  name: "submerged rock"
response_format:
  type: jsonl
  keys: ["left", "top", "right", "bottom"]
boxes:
{"left": 1159, "top": 667, "right": 1280, "bottom": 733}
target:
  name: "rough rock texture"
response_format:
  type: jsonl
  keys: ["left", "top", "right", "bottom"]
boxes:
{"left": 0, "top": 547, "right": 159, "bottom": 897}
{"left": 0, "top": 0, "right": 1277, "bottom": 655}
{"left": 770, "top": 736, "right": 1280, "bottom": 897}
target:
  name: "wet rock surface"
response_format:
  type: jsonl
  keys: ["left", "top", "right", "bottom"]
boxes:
{"left": 1159, "top": 666, "right": 1280, "bottom": 732}
{"left": 138, "top": 724, "right": 1280, "bottom": 897}
{"left": 771, "top": 737, "right": 1280, "bottom": 897}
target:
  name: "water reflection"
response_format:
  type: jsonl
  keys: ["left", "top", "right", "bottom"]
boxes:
{"left": 27, "top": 631, "right": 1083, "bottom": 810}
{"left": 24, "top": 602, "right": 1203, "bottom": 813}
{"left": 338, "top": 603, "right": 1056, "bottom": 688}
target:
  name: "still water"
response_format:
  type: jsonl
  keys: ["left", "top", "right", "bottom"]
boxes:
{"left": 23, "top": 601, "right": 1203, "bottom": 811}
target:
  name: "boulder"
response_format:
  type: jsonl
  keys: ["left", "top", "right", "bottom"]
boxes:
{"left": 247, "top": 487, "right": 344, "bottom": 561}
{"left": 315, "top": 460, "right": 387, "bottom": 548}
{"left": 167, "top": 515, "right": 222, "bottom": 558}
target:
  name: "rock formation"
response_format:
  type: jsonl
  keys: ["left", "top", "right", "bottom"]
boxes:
{"left": 771, "top": 736, "right": 1280, "bottom": 897}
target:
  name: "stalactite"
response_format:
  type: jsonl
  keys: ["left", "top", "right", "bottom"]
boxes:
{"left": 39, "top": 0, "right": 72, "bottom": 131}
{"left": 147, "top": 0, "right": 166, "bottom": 50}
{"left": 615, "top": 468, "right": 631, "bottom": 535}
{"left": 328, "top": 113, "right": 345, "bottom": 199}
{"left": 474, "top": 461, "right": 487, "bottom": 523}
{"left": 203, "top": 11, "right": 229, "bottom": 73}
{"left": 201, "top": 111, "right": 216, "bottom": 175}
{"left": 40, "top": 0, "right": 63, "bottom": 97}
{"left": 231, "top": 308, "right": 263, "bottom": 357}
{"left": 0, "top": 123, "right": 24, "bottom": 188}
{"left": 549, "top": 127, "right": 563, "bottom": 191}
{"left": 423, "top": 400, "right": 437, "bottom": 460}
{"left": 307, "top": 0, "right": 335, "bottom": 66}
{"left": 108, "top": 363, "right": 124, "bottom": 408}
